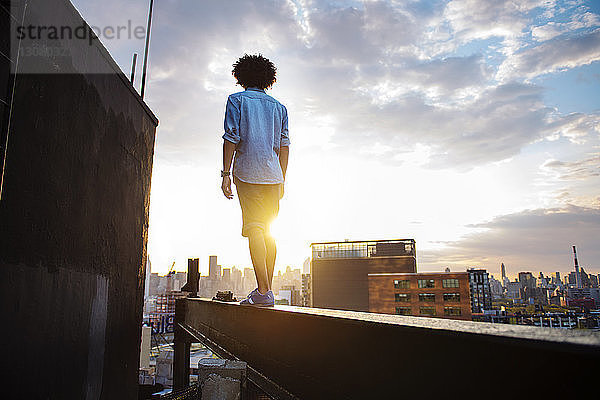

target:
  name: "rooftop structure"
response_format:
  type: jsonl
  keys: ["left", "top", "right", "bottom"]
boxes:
{"left": 310, "top": 239, "right": 417, "bottom": 311}
{"left": 311, "top": 238, "right": 415, "bottom": 259}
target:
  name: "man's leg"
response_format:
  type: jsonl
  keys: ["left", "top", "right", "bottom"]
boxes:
{"left": 248, "top": 230, "right": 270, "bottom": 294}
{"left": 265, "top": 233, "right": 276, "bottom": 289}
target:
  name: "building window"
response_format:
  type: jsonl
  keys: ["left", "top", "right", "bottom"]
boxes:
{"left": 420, "top": 306, "right": 436, "bottom": 316}
{"left": 394, "top": 280, "right": 410, "bottom": 289}
{"left": 395, "top": 293, "right": 411, "bottom": 302}
{"left": 443, "top": 278, "right": 459, "bottom": 288}
{"left": 444, "top": 306, "right": 462, "bottom": 316}
{"left": 418, "top": 279, "right": 435, "bottom": 288}
{"left": 418, "top": 293, "right": 435, "bottom": 302}
{"left": 443, "top": 293, "right": 461, "bottom": 302}
{"left": 395, "top": 307, "right": 411, "bottom": 315}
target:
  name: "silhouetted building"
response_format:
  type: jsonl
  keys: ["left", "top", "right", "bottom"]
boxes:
{"left": 223, "top": 268, "right": 231, "bottom": 284}
{"left": 521, "top": 286, "right": 549, "bottom": 305}
{"left": 518, "top": 272, "right": 536, "bottom": 289}
{"left": 506, "top": 281, "right": 522, "bottom": 300}
{"left": 468, "top": 268, "right": 492, "bottom": 313}
{"left": 368, "top": 271, "right": 472, "bottom": 320}
{"left": 489, "top": 275, "right": 503, "bottom": 299}
{"left": 302, "top": 273, "right": 312, "bottom": 307}
{"left": 280, "top": 285, "right": 301, "bottom": 306}
{"left": 553, "top": 272, "right": 562, "bottom": 286}
{"left": 501, "top": 263, "right": 509, "bottom": 287}
{"left": 311, "top": 239, "right": 416, "bottom": 311}
{"left": 209, "top": 255, "right": 221, "bottom": 280}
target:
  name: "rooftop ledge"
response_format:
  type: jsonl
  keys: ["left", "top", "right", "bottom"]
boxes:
{"left": 174, "top": 298, "right": 600, "bottom": 399}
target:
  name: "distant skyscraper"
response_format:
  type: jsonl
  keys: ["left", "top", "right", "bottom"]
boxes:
{"left": 572, "top": 245, "right": 582, "bottom": 289}
{"left": 303, "top": 257, "right": 310, "bottom": 274}
{"left": 243, "top": 267, "right": 255, "bottom": 294}
{"left": 554, "top": 272, "right": 562, "bottom": 285}
{"left": 209, "top": 255, "right": 219, "bottom": 280}
{"left": 231, "top": 267, "right": 243, "bottom": 292}
{"left": 222, "top": 268, "right": 231, "bottom": 283}
{"left": 518, "top": 272, "right": 536, "bottom": 289}
{"left": 501, "top": 263, "right": 506, "bottom": 281}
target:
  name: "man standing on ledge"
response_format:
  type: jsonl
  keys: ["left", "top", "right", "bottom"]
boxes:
{"left": 221, "top": 54, "right": 289, "bottom": 307}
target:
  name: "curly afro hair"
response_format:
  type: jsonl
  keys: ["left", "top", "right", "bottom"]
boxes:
{"left": 232, "top": 54, "right": 277, "bottom": 90}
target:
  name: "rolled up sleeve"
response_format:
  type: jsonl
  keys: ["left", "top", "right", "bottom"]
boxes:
{"left": 223, "top": 96, "right": 240, "bottom": 144}
{"left": 280, "top": 105, "right": 290, "bottom": 147}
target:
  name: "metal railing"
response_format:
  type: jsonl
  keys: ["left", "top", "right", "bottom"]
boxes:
{"left": 310, "top": 239, "right": 415, "bottom": 260}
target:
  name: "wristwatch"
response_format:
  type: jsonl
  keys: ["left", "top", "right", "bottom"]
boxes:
{"left": 221, "top": 170, "right": 231, "bottom": 177}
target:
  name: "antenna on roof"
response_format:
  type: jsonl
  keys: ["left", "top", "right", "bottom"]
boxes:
{"left": 130, "top": 53, "right": 138, "bottom": 84}
{"left": 140, "top": 0, "right": 155, "bottom": 99}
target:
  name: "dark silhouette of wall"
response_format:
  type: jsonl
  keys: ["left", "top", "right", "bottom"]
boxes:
{"left": 312, "top": 256, "right": 416, "bottom": 311}
{"left": 0, "top": 1, "right": 158, "bottom": 399}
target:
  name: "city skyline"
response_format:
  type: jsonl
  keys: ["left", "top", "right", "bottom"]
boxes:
{"left": 152, "top": 251, "right": 596, "bottom": 285}
{"left": 71, "top": 0, "right": 600, "bottom": 277}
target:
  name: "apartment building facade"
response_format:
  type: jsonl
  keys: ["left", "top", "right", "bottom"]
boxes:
{"left": 368, "top": 272, "right": 472, "bottom": 320}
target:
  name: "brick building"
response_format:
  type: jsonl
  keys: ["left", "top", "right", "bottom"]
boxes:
{"left": 368, "top": 272, "right": 472, "bottom": 320}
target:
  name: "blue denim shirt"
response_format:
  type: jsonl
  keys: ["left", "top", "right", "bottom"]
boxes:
{"left": 222, "top": 88, "right": 289, "bottom": 184}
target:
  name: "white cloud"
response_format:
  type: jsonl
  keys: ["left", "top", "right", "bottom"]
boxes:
{"left": 531, "top": 11, "right": 600, "bottom": 42}
{"left": 443, "top": 0, "right": 551, "bottom": 43}
{"left": 420, "top": 205, "right": 600, "bottom": 276}
{"left": 498, "top": 29, "right": 600, "bottom": 80}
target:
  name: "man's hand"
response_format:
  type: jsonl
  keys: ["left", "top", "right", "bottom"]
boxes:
{"left": 222, "top": 176, "right": 233, "bottom": 199}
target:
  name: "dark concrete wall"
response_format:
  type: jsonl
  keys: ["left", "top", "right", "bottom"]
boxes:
{"left": 178, "top": 299, "right": 600, "bottom": 399}
{"left": 0, "top": 1, "right": 158, "bottom": 399}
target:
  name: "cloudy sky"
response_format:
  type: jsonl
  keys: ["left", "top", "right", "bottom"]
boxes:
{"left": 71, "top": 0, "right": 600, "bottom": 279}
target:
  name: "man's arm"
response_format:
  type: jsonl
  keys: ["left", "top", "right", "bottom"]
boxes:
{"left": 221, "top": 140, "right": 236, "bottom": 199}
{"left": 279, "top": 145, "right": 289, "bottom": 199}
{"left": 279, "top": 145, "right": 289, "bottom": 180}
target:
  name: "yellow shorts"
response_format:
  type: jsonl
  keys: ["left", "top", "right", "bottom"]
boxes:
{"left": 234, "top": 176, "right": 281, "bottom": 237}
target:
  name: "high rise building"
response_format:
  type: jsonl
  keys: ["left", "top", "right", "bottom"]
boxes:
{"left": 505, "top": 280, "right": 522, "bottom": 300}
{"left": 580, "top": 267, "right": 591, "bottom": 288}
{"left": 590, "top": 274, "right": 598, "bottom": 289}
{"left": 489, "top": 275, "right": 503, "bottom": 299}
{"left": 311, "top": 239, "right": 416, "bottom": 311}
{"left": 209, "top": 255, "right": 219, "bottom": 280}
{"left": 518, "top": 272, "right": 536, "bottom": 289}
{"left": 222, "top": 268, "right": 231, "bottom": 284}
{"left": 301, "top": 273, "right": 312, "bottom": 307}
{"left": 467, "top": 268, "right": 492, "bottom": 313}
{"left": 231, "top": 267, "right": 243, "bottom": 293}
{"left": 303, "top": 257, "right": 311, "bottom": 274}
{"left": 242, "top": 267, "right": 255, "bottom": 295}
{"left": 552, "top": 272, "right": 562, "bottom": 286}
{"left": 568, "top": 271, "right": 578, "bottom": 286}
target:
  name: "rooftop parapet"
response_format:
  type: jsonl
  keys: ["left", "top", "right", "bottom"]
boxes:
{"left": 174, "top": 298, "right": 600, "bottom": 399}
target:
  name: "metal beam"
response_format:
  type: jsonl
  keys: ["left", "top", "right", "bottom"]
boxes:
{"left": 175, "top": 298, "right": 600, "bottom": 399}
